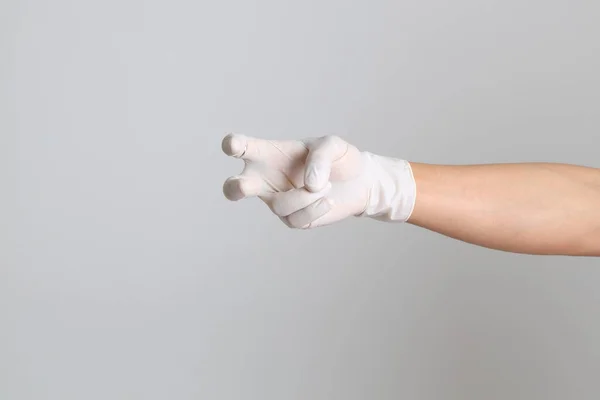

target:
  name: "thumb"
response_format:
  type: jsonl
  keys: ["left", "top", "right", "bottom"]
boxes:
{"left": 304, "top": 135, "right": 351, "bottom": 192}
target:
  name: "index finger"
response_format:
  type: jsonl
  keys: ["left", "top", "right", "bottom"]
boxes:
{"left": 221, "top": 133, "right": 307, "bottom": 164}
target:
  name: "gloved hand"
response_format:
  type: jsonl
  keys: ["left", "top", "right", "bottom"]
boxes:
{"left": 221, "top": 134, "right": 417, "bottom": 229}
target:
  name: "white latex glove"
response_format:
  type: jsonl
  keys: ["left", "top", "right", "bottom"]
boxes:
{"left": 221, "top": 134, "right": 416, "bottom": 229}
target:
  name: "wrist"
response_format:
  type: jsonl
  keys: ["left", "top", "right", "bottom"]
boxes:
{"left": 358, "top": 153, "right": 417, "bottom": 222}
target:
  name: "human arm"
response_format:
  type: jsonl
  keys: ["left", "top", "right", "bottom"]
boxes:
{"left": 221, "top": 134, "right": 600, "bottom": 256}
{"left": 408, "top": 162, "right": 600, "bottom": 256}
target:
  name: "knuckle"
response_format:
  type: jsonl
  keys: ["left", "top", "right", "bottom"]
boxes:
{"left": 324, "top": 135, "right": 345, "bottom": 146}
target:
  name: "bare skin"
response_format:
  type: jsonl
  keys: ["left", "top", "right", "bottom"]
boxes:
{"left": 407, "top": 162, "right": 600, "bottom": 256}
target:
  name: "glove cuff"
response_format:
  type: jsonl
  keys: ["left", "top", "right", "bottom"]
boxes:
{"left": 358, "top": 152, "right": 417, "bottom": 223}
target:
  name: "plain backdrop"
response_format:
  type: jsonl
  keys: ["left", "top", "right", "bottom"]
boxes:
{"left": 2, "top": 0, "right": 600, "bottom": 399}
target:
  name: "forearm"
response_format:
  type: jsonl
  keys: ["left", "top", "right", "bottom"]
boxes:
{"left": 407, "top": 162, "right": 600, "bottom": 256}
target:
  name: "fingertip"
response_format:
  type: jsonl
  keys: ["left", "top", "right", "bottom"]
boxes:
{"left": 223, "top": 176, "right": 253, "bottom": 201}
{"left": 304, "top": 181, "right": 323, "bottom": 193}
{"left": 304, "top": 163, "right": 331, "bottom": 192}
{"left": 286, "top": 196, "right": 333, "bottom": 229}
{"left": 306, "top": 180, "right": 332, "bottom": 195}
{"left": 223, "top": 175, "right": 265, "bottom": 201}
{"left": 221, "top": 133, "right": 247, "bottom": 158}
{"left": 222, "top": 177, "right": 243, "bottom": 201}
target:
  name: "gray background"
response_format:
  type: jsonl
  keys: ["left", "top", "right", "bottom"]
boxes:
{"left": 2, "top": 0, "right": 600, "bottom": 399}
